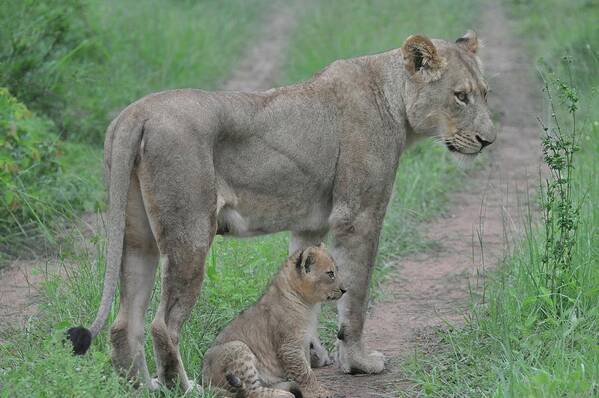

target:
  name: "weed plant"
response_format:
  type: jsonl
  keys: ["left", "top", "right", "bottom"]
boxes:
{"left": 0, "top": 89, "right": 103, "bottom": 259}
{"left": 536, "top": 69, "right": 582, "bottom": 318}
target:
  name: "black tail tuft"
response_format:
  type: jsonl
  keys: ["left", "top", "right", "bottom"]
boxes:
{"left": 225, "top": 373, "right": 242, "bottom": 389}
{"left": 66, "top": 326, "right": 92, "bottom": 355}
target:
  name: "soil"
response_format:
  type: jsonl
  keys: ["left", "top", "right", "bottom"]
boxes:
{"left": 222, "top": 1, "right": 298, "bottom": 91}
{"left": 0, "top": 2, "right": 543, "bottom": 397}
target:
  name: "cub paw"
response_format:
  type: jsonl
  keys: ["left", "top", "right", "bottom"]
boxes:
{"left": 148, "top": 378, "right": 162, "bottom": 391}
{"left": 310, "top": 341, "right": 333, "bottom": 368}
{"left": 183, "top": 380, "right": 203, "bottom": 395}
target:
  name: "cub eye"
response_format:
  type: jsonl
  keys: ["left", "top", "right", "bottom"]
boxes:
{"left": 326, "top": 271, "right": 335, "bottom": 280}
{"left": 454, "top": 91, "right": 469, "bottom": 104}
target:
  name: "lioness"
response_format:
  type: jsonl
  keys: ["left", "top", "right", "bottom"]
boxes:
{"left": 203, "top": 244, "right": 343, "bottom": 398}
{"left": 67, "top": 31, "right": 495, "bottom": 391}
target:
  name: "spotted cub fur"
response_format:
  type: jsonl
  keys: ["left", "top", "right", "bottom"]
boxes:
{"left": 202, "top": 244, "right": 345, "bottom": 398}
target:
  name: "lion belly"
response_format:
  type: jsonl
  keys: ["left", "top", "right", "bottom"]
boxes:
{"left": 216, "top": 195, "right": 332, "bottom": 237}
{"left": 213, "top": 95, "right": 339, "bottom": 237}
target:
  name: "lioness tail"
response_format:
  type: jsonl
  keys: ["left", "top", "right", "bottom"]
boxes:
{"left": 66, "top": 114, "right": 147, "bottom": 355}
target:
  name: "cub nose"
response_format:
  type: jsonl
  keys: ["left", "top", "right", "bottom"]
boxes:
{"left": 476, "top": 134, "right": 493, "bottom": 149}
{"left": 340, "top": 288, "right": 347, "bottom": 295}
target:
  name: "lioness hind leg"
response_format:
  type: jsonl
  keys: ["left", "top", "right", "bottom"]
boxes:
{"left": 203, "top": 341, "right": 294, "bottom": 398}
{"left": 110, "top": 176, "right": 159, "bottom": 389}
{"left": 289, "top": 230, "right": 332, "bottom": 369}
{"left": 151, "top": 241, "right": 209, "bottom": 391}
{"left": 138, "top": 142, "right": 216, "bottom": 391}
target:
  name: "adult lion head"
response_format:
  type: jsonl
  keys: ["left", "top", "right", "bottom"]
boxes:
{"left": 401, "top": 30, "right": 496, "bottom": 154}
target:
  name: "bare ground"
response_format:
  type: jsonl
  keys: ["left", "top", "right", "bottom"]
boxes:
{"left": 315, "top": 2, "right": 542, "bottom": 397}
{"left": 222, "top": 1, "right": 299, "bottom": 91}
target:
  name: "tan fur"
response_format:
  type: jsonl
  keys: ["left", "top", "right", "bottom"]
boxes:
{"left": 79, "top": 30, "right": 496, "bottom": 391}
{"left": 203, "top": 244, "right": 343, "bottom": 398}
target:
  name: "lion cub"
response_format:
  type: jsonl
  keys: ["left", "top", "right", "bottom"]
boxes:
{"left": 202, "top": 243, "right": 344, "bottom": 398}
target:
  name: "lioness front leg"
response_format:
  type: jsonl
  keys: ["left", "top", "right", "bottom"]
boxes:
{"left": 279, "top": 341, "right": 332, "bottom": 398}
{"left": 289, "top": 230, "right": 332, "bottom": 368}
{"left": 330, "top": 209, "right": 385, "bottom": 374}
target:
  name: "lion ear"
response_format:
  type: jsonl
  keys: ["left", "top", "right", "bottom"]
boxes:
{"left": 456, "top": 30, "right": 479, "bottom": 54}
{"left": 295, "top": 249, "right": 313, "bottom": 274}
{"left": 401, "top": 35, "right": 446, "bottom": 81}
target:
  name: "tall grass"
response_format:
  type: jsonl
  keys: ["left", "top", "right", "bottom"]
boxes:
{"left": 1, "top": 0, "right": 268, "bottom": 258}
{"left": 0, "top": 89, "right": 104, "bottom": 261}
{"left": 404, "top": 0, "right": 599, "bottom": 395}
{"left": 1, "top": 0, "right": 268, "bottom": 143}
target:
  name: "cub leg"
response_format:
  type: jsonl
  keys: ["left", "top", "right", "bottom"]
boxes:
{"left": 110, "top": 177, "right": 160, "bottom": 389}
{"left": 203, "top": 341, "right": 294, "bottom": 398}
{"left": 278, "top": 340, "right": 332, "bottom": 398}
{"left": 330, "top": 208, "right": 385, "bottom": 374}
{"left": 289, "top": 230, "right": 332, "bottom": 368}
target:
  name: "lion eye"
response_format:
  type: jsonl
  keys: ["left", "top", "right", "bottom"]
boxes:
{"left": 455, "top": 91, "right": 469, "bottom": 104}
{"left": 327, "top": 271, "right": 335, "bottom": 280}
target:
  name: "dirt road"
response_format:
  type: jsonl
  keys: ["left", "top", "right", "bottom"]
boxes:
{"left": 315, "top": 2, "right": 542, "bottom": 396}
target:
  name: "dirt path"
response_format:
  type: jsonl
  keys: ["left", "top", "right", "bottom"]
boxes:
{"left": 223, "top": 1, "right": 299, "bottom": 91}
{"left": 0, "top": 2, "right": 300, "bottom": 332}
{"left": 315, "top": 2, "right": 542, "bottom": 396}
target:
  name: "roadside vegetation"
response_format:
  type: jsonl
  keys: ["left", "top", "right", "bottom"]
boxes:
{"left": 0, "top": 89, "right": 103, "bottom": 259}
{"left": 0, "top": 0, "right": 479, "bottom": 396}
{"left": 406, "top": 1, "right": 599, "bottom": 396}
{"left": 1, "top": 0, "right": 267, "bottom": 144}
{"left": 0, "top": 0, "right": 267, "bottom": 263}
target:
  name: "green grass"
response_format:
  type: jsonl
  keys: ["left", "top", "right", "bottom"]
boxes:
{"left": 0, "top": 89, "right": 103, "bottom": 262}
{"left": 2, "top": 0, "right": 268, "bottom": 144}
{"left": 281, "top": 0, "right": 479, "bottom": 85}
{"left": 0, "top": 0, "right": 481, "bottom": 396}
{"left": 404, "top": 1, "right": 599, "bottom": 396}
{"left": 1, "top": 0, "right": 268, "bottom": 260}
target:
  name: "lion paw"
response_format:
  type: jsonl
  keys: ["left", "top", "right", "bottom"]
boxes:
{"left": 336, "top": 342, "right": 385, "bottom": 374}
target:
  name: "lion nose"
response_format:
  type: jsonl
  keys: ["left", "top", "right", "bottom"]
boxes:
{"left": 476, "top": 134, "right": 493, "bottom": 148}
{"left": 340, "top": 288, "right": 347, "bottom": 295}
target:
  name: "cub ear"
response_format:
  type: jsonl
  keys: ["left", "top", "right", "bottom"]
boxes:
{"left": 456, "top": 30, "right": 479, "bottom": 54}
{"left": 295, "top": 249, "right": 313, "bottom": 274}
{"left": 401, "top": 35, "right": 446, "bottom": 81}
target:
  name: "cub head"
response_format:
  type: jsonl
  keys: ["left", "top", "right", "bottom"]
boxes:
{"left": 401, "top": 30, "right": 496, "bottom": 154}
{"left": 293, "top": 243, "right": 345, "bottom": 305}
